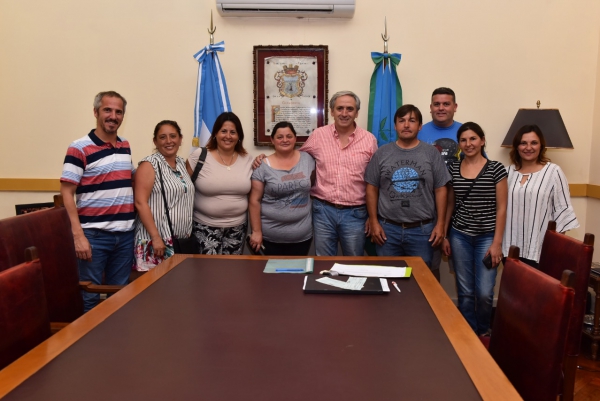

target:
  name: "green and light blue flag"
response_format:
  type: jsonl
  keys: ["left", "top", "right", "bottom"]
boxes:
{"left": 367, "top": 52, "right": 403, "bottom": 147}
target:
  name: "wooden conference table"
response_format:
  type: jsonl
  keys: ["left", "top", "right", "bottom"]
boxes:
{"left": 0, "top": 255, "right": 521, "bottom": 400}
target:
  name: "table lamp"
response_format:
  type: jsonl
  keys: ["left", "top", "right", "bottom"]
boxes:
{"left": 501, "top": 101, "right": 573, "bottom": 149}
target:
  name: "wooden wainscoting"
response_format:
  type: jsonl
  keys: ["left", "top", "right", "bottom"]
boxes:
{"left": 1, "top": 179, "right": 599, "bottom": 199}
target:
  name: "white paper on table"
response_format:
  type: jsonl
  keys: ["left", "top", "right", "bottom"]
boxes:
{"left": 330, "top": 263, "right": 408, "bottom": 278}
{"left": 316, "top": 276, "right": 367, "bottom": 291}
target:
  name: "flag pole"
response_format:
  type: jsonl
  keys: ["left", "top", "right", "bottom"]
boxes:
{"left": 193, "top": 11, "right": 231, "bottom": 149}
{"left": 381, "top": 17, "right": 389, "bottom": 67}
{"left": 193, "top": 11, "right": 217, "bottom": 148}
{"left": 208, "top": 10, "right": 216, "bottom": 45}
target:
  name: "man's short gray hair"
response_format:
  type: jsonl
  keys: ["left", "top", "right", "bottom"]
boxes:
{"left": 93, "top": 91, "right": 127, "bottom": 113}
{"left": 329, "top": 91, "right": 360, "bottom": 111}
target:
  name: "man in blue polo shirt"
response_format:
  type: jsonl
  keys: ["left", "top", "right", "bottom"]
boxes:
{"left": 418, "top": 87, "right": 462, "bottom": 279}
{"left": 418, "top": 87, "right": 461, "bottom": 166}
{"left": 60, "top": 91, "right": 135, "bottom": 312}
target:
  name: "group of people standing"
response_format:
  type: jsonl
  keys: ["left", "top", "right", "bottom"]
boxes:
{"left": 61, "top": 88, "right": 579, "bottom": 338}
{"left": 392, "top": 88, "right": 579, "bottom": 335}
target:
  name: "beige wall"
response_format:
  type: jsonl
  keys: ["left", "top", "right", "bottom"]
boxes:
{"left": 586, "top": 198, "right": 600, "bottom": 263}
{"left": 1, "top": 0, "right": 599, "bottom": 176}
{"left": 590, "top": 26, "right": 600, "bottom": 187}
{"left": 585, "top": 27, "right": 600, "bottom": 262}
{"left": 1, "top": 0, "right": 599, "bottom": 297}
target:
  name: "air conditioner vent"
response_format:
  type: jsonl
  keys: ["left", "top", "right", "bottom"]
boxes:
{"left": 216, "top": 0, "right": 354, "bottom": 18}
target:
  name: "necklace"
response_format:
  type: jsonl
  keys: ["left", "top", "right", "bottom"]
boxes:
{"left": 217, "top": 149, "right": 234, "bottom": 170}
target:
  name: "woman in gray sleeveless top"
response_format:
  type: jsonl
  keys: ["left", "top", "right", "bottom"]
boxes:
{"left": 248, "top": 122, "right": 315, "bottom": 255}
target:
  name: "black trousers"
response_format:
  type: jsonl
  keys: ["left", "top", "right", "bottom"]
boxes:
{"left": 262, "top": 238, "right": 312, "bottom": 256}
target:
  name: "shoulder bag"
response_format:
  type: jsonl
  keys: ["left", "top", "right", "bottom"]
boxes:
{"left": 190, "top": 147, "right": 208, "bottom": 183}
{"left": 453, "top": 159, "right": 490, "bottom": 222}
{"left": 157, "top": 161, "right": 199, "bottom": 254}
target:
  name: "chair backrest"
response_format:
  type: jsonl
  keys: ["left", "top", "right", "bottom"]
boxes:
{"left": 538, "top": 220, "right": 594, "bottom": 356}
{"left": 489, "top": 247, "right": 575, "bottom": 401}
{"left": 0, "top": 247, "right": 51, "bottom": 370}
{"left": 0, "top": 204, "right": 83, "bottom": 322}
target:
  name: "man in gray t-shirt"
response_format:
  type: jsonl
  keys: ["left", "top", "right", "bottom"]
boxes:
{"left": 365, "top": 105, "right": 450, "bottom": 279}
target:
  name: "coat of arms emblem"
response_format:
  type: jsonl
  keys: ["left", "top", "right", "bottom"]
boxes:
{"left": 274, "top": 65, "right": 308, "bottom": 98}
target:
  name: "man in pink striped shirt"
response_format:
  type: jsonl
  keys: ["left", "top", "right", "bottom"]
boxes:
{"left": 300, "top": 91, "right": 378, "bottom": 255}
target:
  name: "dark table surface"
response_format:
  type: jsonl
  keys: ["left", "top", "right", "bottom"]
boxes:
{"left": 0, "top": 256, "right": 520, "bottom": 400}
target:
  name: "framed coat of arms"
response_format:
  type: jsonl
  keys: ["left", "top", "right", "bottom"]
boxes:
{"left": 253, "top": 45, "right": 329, "bottom": 146}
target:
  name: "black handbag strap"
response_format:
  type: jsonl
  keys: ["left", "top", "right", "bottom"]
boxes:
{"left": 156, "top": 162, "right": 176, "bottom": 240}
{"left": 454, "top": 159, "right": 490, "bottom": 215}
{"left": 190, "top": 147, "right": 208, "bottom": 183}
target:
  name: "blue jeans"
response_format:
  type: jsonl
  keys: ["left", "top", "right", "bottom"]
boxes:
{"left": 375, "top": 220, "right": 435, "bottom": 268}
{"left": 312, "top": 198, "right": 367, "bottom": 256}
{"left": 78, "top": 228, "right": 134, "bottom": 312}
{"left": 449, "top": 227, "right": 497, "bottom": 335}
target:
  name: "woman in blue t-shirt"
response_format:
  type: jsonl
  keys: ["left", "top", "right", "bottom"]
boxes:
{"left": 442, "top": 122, "right": 508, "bottom": 335}
{"left": 248, "top": 122, "right": 315, "bottom": 256}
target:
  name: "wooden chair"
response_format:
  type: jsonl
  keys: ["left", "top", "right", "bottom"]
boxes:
{"left": 538, "top": 221, "right": 595, "bottom": 401}
{"left": 0, "top": 196, "right": 124, "bottom": 325}
{"left": 0, "top": 247, "right": 51, "bottom": 370}
{"left": 486, "top": 245, "right": 575, "bottom": 401}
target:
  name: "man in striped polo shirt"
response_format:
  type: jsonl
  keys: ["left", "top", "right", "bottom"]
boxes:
{"left": 60, "top": 91, "right": 135, "bottom": 312}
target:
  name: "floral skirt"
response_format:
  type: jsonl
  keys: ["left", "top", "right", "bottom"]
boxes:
{"left": 134, "top": 237, "right": 175, "bottom": 271}
{"left": 192, "top": 221, "right": 247, "bottom": 255}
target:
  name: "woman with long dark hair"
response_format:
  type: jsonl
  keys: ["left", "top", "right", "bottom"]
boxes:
{"left": 502, "top": 124, "right": 579, "bottom": 267}
{"left": 186, "top": 112, "right": 253, "bottom": 255}
{"left": 442, "top": 122, "right": 507, "bottom": 335}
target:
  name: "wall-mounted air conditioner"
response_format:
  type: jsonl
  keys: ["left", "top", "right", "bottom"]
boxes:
{"left": 216, "top": 0, "right": 355, "bottom": 18}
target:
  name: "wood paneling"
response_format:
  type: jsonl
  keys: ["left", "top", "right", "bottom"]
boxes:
{"left": 571, "top": 184, "right": 589, "bottom": 197}
{"left": 1, "top": 178, "right": 599, "bottom": 199}
{"left": 0, "top": 179, "right": 60, "bottom": 192}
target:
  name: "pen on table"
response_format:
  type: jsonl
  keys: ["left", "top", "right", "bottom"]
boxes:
{"left": 275, "top": 268, "right": 305, "bottom": 272}
{"left": 392, "top": 281, "right": 401, "bottom": 293}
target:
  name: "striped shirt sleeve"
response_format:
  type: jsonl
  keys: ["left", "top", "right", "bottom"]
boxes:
{"left": 551, "top": 164, "right": 579, "bottom": 233}
{"left": 61, "top": 143, "right": 86, "bottom": 185}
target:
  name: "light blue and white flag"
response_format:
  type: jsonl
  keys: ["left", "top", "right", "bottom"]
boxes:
{"left": 367, "top": 52, "right": 403, "bottom": 147}
{"left": 192, "top": 41, "right": 232, "bottom": 148}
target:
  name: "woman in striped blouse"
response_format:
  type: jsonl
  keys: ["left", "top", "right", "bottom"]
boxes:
{"left": 502, "top": 124, "right": 579, "bottom": 268}
{"left": 442, "top": 122, "right": 507, "bottom": 335}
{"left": 133, "top": 120, "right": 194, "bottom": 271}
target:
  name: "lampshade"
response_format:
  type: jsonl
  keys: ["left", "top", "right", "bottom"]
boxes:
{"left": 501, "top": 108, "right": 573, "bottom": 149}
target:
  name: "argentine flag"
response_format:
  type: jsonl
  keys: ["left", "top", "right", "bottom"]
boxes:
{"left": 193, "top": 41, "right": 232, "bottom": 148}
{"left": 367, "top": 52, "right": 403, "bottom": 147}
